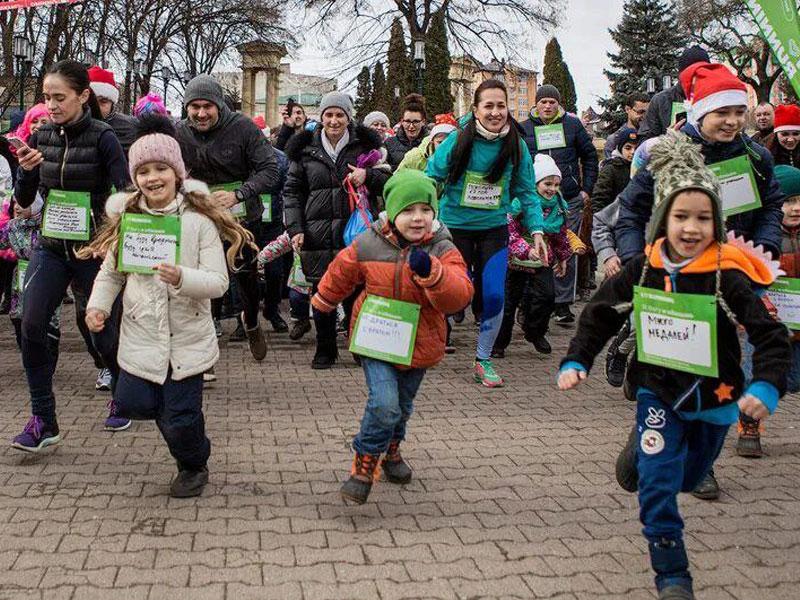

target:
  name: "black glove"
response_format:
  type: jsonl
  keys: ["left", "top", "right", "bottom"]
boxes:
{"left": 408, "top": 247, "right": 432, "bottom": 278}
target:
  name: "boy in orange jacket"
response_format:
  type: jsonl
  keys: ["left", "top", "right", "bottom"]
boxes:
{"left": 312, "top": 169, "right": 473, "bottom": 504}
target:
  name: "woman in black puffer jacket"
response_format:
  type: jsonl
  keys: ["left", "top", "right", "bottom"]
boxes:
{"left": 284, "top": 92, "right": 389, "bottom": 368}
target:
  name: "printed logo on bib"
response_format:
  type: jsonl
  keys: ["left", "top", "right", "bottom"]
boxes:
{"left": 118, "top": 213, "right": 181, "bottom": 274}
{"left": 460, "top": 171, "right": 504, "bottom": 210}
{"left": 640, "top": 429, "right": 665, "bottom": 455}
{"left": 42, "top": 190, "right": 91, "bottom": 241}
{"left": 349, "top": 295, "right": 421, "bottom": 366}
{"left": 645, "top": 407, "right": 667, "bottom": 429}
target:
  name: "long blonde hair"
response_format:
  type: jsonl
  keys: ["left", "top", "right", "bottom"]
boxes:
{"left": 78, "top": 188, "right": 256, "bottom": 268}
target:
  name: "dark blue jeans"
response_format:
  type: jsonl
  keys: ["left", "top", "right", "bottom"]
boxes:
{"left": 21, "top": 245, "right": 104, "bottom": 419}
{"left": 636, "top": 388, "right": 729, "bottom": 590}
{"left": 115, "top": 369, "right": 210, "bottom": 471}
{"left": 352, "top": 357, "right": 426, "bottom": 456}
{"left": 289, "top": 288, "right": 310, "bottom": 321}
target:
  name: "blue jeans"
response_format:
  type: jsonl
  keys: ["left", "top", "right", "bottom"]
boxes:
{"left": 352, "top": 357, "right": 426, "bottom": 455}
{"left": 636, "top": 388, "right": 729, "bottom": 589}
{"left": 21, "top": 245, "right": 103, "bottom": 419}
{"left": 289, "top": 288, "right": 310, "bottom": 321}
{"left": 115, "top": 369, "right": 210, "bottom": 471}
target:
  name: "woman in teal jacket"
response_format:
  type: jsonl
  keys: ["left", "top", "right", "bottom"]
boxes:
{"left": 426, "top": 79, "right": 546, "bottom": 387}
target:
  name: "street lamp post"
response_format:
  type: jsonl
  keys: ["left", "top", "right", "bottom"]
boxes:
{"left": 161, "top": 66, "right": 172, "bottom": 108}
{"left": 413, "top": 39, "right": 425, "bottom": 96}
{"left": 13, "top": 35, "right": 31, "bottom": 111}
{"left": 181, "top": 70, "right": 192, "bottom": 119}
{"left": 125, "top": 58, "right": 134, "bottom": 114}
{"left": 133, "top": 58, "right": 142, "bottom": 101}
{"left": 646, "top": 76, "right": 656, "bottom": 98}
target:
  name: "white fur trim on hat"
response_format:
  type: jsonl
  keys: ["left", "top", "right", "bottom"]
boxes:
{"left": 90, "top": 81, "right": 119, "bottom": 104}
{"left": 534, "top": 153, "right": 562, "bottom": 183}
{"left": 775, "top": 125, "right": 800, "bottom": 133}
{"left": 688, "top": 89, "right": 748, "bottom": 125}
{"left": 430, "top": 123, "right": 457, "bottom": 139}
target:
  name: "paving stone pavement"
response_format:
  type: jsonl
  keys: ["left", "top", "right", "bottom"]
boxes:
{"left": 1, "top": 302, "right": 800, "bottom": 600}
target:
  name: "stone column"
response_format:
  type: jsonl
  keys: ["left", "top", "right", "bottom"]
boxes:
{"left": 265, "top": 67, "right": 280, "bottom": 128}
{"left": 241, "top": 67, "right": 256, "bottom": 117}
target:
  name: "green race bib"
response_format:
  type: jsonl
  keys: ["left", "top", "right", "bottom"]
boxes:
{"left": 707, "top": 155, "right": 762, "bottom": 216}
{"left": 670, "top": 102, "right": 687, "bottom": 126}
{"left": 261, "top": 194, "right": 272, "bottom": 223}
{"left": 42, "top": 189, "right": 91, "bottom": 241}
{"left": 14, "top": 259, "right": 29, "bottom": 297}
{"left": 289, "top": 253, "right": 311, "bottom": 288}
{"left": 769, "top": 277, "right": 800, "bottom": 330}
{"left": 461, "top": 171, "right": 504, "bottom": 210}
{"left": 210, "top": 181, "right": 246, "bottom": 218}
{"left": 349, "top": 295, "right": 421, "bottom": 366}
{"left": 634, "top": 286, "right": 718, "bottom": 377}
{"left": 117, "top": 213, "right": 181, "bottom": 274}
{"left": 534, "top": 124, "right": 566, "bottom": 150}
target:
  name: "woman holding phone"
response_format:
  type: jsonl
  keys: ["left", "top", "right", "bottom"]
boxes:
{"left": 11, "top": 59, "right": 130, "bottom": 453}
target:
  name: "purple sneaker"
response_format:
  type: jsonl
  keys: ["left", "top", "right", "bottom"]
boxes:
{"left": 104, "top": 401, "right": 131, "bottom": 432}
{"left": 12, "top": 415, "right": 61, "bottom": 453}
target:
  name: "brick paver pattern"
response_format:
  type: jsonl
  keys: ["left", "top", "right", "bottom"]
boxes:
{"left": 1, "top": 303, "right": 799, "bottom": 600}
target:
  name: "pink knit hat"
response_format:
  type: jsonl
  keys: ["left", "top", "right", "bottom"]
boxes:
{"left": 127, "top": 113, "right": 187, "bottom": 185}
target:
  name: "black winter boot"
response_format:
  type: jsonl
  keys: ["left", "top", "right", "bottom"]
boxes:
{"left": 170, "top": 466, "right": 209, "bottom": 498}
{"left": 341, "top": 453, "right": 381, "bottom": 504}
{"left": 311, "top": 339, "right": 338, "bottom": 369}
{"left": 615, "top": 425, "right": 638, "bottom": 492}
{"left": 382, "top": 439, "right": 412, "bottom": 484}
{"left": 649, "top": 539, "right": 693, "bottom": 599}
{"left": 736, "top": 413, "right": 763, "bottom": 458}
{"left": 691, "top": 468, "right": 720, "bottom": 500}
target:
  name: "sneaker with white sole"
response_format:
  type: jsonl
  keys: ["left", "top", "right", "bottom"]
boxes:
{"left": 95, "top": 368, "right": 112, "bottom": 391}
{"left": 473, "top": 358, "right": 504, "bottom": 387}
{"left": 12, "top": 416, "right": 61, "bottom": 452}
{"left": 104, "top": 401, "right": 131, "bottom": 432}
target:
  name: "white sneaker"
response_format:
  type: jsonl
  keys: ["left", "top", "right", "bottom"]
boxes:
{"left": 203, "top": 367, "right": 216, "bottom": 383}
{"left": 95, "top": 368, "right": 112, "bottom": 391}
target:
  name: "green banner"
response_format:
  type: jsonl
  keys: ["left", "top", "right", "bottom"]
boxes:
{"left": 746, "top": 0, "right": 800, "bottom": 98}
{"left": 634, "top": 286, "right": 719, "bottom": 378}
{"left": 118, "top": 213, "right": 181, "bottom": 274}
{"left": 769, "top": 276, "right": 800, "bottom": 329}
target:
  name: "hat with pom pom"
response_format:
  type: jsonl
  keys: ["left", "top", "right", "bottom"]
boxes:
{"left": 128, "top": 113, "right": 186, "bottom": 185}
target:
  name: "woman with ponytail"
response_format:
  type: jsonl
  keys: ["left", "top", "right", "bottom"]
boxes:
{"left": 425, "top": 79, "right": 547, "bottom": 387}
{"left": 12, "top": 59, "right": 131, "bottom": 453}
{"left": 82, "top": 113, "right": 255, "bottom": 497}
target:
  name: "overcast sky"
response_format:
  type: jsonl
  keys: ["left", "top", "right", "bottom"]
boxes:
{"left": 286, "top": 0, "right": 627, "bottom": 112}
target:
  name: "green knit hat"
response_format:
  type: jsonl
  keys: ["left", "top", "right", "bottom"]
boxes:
{"left": 384, "top": 169, "right": 439, "bottom": 222}
{"left": 647, "top": 130, "right": 724, "bottom": 245}
{"left": 775, "top": 165, "right": 800, "bottom": 200}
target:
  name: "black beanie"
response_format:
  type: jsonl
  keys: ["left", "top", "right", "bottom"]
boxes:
{"left": 536, "top": 84, "right": 561, "bottom": 103}
{"left": 678, "top": 46, "right": 710, "bottom": 73}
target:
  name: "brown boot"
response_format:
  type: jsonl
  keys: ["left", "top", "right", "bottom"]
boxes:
{"left": 382, "top": 439, "right": 412, "bottom": 484}
{"left": 340, "top": 452, "right": 381, "bottom": 504}
{"left": 736, "top": 413, "right": 763, "bottom": 458}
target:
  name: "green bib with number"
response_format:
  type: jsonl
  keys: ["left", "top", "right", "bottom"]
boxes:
{"left": 460, "top": 171, "right": 505, "bottom": 210}
{"left": 14, "top": 259, "right": 29, "bottom": 297}
{"left": 634, "top": 286, "right": 718, "bottom": 377}
{"left": 769, "top": 277, "right": 800, "bottom": 330}
{"left": 260, "top": 194, "right": 272, "bottom": 223}
{"left": 534, "top": 123, "right": 567, "bottom": 150}
{"left": 707, "top": 155, "right": 762, "bottom": 216}
{"left": 210, "top": 181, "right": 246, "bottom": 218}
{"left": 670, "top": 102, "right": 686, "bottom": 126}
{"left": 117, "top": 213, "right": 181, "bottom": 274}
{"left": 349, "top": 295, "right": 421, "bottom": 366}
{"left": 42, "top": 189, "right": 91, "bottom": 241}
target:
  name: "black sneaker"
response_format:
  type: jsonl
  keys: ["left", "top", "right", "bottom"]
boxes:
{"left": 289, "top": 319, "right": 312, "bottom": 341}
{"left": 267, "top": 314, "right": 289, "bottom": 333}
{"left": 605, "top": 320, "right": 631, "bottom": 387}
{"left": 229, "top": 319, "right": 247, "bottom": 341}
{"left": 245, "top": 323, "right": 267, "bottom": 361}
{"left": 445, "top": 335, "right": 456, "bottom": 354}
{"left": 311, "top": 342, "right": 338, "bottom": 369}
{"left": 490, "top": 347, "right": 505, "bottom": 358}
{"left": 615, "top": 426, "right": 638, "bottom": 492}
{"left": 169, "top": 466, "right": 209, "bottom": 498}
{"left": 691, "top": 468, "right": 720, "bottom": 500}
{"left": 452, "top": 310, "right": 465, "bottom": 324}
{"left": 658, "top": 584, "right": 695, "bottom": 599}
{"left": 525, "top": 332, "right": 551, "bottom": 354}
{"left": 214, "top": 319, "right": 223, "bottom": 338}
{"left": 553, "top": 304, "right": 575, "bottom": 325}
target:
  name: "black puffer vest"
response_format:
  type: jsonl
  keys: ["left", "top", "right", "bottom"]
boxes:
{"left": 35, "top": 110, "right": 113, "bottom": 251}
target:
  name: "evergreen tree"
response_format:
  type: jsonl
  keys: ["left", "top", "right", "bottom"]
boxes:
{"left": 423, "top": 9, "right": 455, "bottom": 117}
{"left": 372, "top": 61, "right": 388, "bottom": 115}
{"left": 599, "top": 0, "right": 686, "bottom": 130}
{"left": 354, "top": 66, "right": 373, "bottom": 120}
{"left": 386, "top": 18, "right": 414, "bottom": 123}
{"left": 542, "top": 37, "right": 578, "bottom": 113}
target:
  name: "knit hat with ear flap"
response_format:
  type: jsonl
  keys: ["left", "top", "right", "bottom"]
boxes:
{"left": 646, "top": 129, "right": 723, "bottom": 245}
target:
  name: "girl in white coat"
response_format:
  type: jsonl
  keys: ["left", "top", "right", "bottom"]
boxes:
{"left": 82, "top": 114, "right": 255, "bottom": 497}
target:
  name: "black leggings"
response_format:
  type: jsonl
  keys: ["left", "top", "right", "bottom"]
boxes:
{"left": 494, "top": 267, "right": 555, "bottom": 351}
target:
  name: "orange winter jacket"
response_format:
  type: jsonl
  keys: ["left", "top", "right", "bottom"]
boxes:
{"left": 312, "top": 216, "right": 473, "bottom": 370}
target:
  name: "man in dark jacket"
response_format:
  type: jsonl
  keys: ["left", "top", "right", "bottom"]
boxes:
{"left": 177, "top": 74, "right": 280, "bottom": 360}
{"left": 637, "top": 46, "right": 710, "bottom": 142}
{"left": 89, "top": 66, "right": 137, "bottom": 155}
{"left": 603, "top": 93, "right": 649, "bottom": 160}
{"left": 284, "top": 91, "right": 390, "bottom": 368}
{"left": 520, "top": 84, "right": 599, "bottom": 323}
{"left": 751, "top": 102, "right": 775, "bottom": 144}
{"left": 274, "top": 102, "right": 308, "bottom": 151}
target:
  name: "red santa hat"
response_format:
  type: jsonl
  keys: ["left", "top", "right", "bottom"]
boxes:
{"left": 774, "top": 104, "right": 800, "bottom": 133}
{"left": 679, "top": 62, "right": 748, "bottom": 125}
{"left": 88, "top": 66, "right": 119, "bottom": 105}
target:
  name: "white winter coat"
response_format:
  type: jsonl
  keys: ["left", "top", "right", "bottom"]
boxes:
{"left": 87, "top": 184, "right": 228, "bottom": 384}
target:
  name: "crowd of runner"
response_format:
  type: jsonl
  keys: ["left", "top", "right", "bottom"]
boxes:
{"left": 1, "top": 45, "right": 800, "bottom": 600}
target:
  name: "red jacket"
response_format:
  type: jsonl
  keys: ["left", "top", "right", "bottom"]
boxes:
{"left": 312, "top": 217, "right": 473, "bottom": 369}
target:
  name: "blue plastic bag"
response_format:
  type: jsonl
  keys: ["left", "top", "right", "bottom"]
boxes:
{"left": 343, "top": 179, "right": 373, "bottom": 246}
